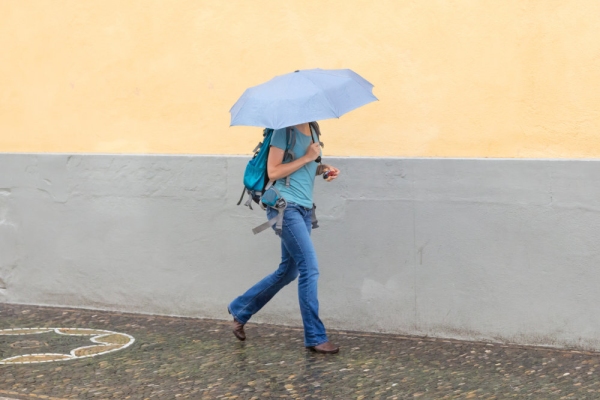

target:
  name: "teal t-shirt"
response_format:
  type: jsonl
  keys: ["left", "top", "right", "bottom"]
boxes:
{"left": 270, "top": 126, "right": 320, "bottom": 209}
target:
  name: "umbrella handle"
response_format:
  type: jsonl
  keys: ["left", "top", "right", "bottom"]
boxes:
{"left": 315, "top": 156, "right": 321, "bottom": 163}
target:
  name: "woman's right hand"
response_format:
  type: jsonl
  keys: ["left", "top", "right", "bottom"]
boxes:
{"left": 304, "top": 143, "right": 321, "bottom": 162}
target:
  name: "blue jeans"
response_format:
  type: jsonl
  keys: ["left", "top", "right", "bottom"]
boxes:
{"left": 228, "top": 202, "right": 328, "bottom": 347}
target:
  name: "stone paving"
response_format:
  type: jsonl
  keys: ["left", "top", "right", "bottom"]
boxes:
{"left": 2, "top": 304, "right": 600, "bottom": 399}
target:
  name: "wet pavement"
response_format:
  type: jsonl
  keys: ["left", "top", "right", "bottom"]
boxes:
{"left": 1, "top": 303, "right": 600, "bottom": 399}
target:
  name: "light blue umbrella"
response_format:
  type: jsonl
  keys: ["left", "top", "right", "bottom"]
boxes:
{"left": 230, "top": 68, "right": 377, "bottom": 129}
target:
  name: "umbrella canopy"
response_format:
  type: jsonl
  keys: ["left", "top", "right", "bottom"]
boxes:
{"left": 230, "top": 68, "right": 377, "bottom": 130}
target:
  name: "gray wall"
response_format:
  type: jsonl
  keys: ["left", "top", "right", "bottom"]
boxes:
{"left": 2, "top": 153, "right": 600, "bottom": 350}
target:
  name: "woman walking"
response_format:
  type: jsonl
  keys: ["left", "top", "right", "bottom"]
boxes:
{"left": 228, "top": 121, "right": 340, "bottom": 354}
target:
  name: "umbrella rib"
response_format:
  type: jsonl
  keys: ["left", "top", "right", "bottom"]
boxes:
{"left": 300, "top": 74, "right": 340, "bottom": 117}
{"left": 310, "top": 69, "right": 376, "bottom": 95}
{"left": 229, "top": 94, "right": 252, "bottom": 126}
{"left": 229, "top": 90, "right": 249, "bottom": 113}
{"left": 277, "top": 77, "right": 299, "bottom": 129}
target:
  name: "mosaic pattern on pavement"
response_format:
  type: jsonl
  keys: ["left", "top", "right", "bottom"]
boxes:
{"left": 2, "top": 304, "right": 600, "bottom": 399}
{"left": 0, "top": 328, "right": 134, "bottom": 364}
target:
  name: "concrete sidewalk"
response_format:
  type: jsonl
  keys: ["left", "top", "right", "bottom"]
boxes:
{"left": 1, "top": 304, "right": 599, "bottom": 399}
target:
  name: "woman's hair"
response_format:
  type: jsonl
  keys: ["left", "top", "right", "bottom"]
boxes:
{"left": 309, "top": 121, "right": 321, "bottom": 137}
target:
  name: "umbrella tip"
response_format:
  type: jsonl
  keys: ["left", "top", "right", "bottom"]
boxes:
{"left": 294, "top": 70, "right": 299, "bottom": 73}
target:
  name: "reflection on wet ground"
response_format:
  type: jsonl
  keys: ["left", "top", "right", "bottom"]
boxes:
{"left": 1, "top": 303, "right": 600, "bottom": 399}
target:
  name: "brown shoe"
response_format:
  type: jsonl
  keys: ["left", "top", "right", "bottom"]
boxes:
{"left": 307, "top": 342, "right": 339, "bottom": 354}
{"left": 228, "top": 308, "right": 245, "bottom": 341}
{"left": 232, "top": 318, "right": 246, "bottom": 341}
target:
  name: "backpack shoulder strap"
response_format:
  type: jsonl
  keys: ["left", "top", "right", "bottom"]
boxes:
{"left": 308, "top": 122, "right": 322, "bottom": 164}
{"left": 283, "top": 127, "right": 296, "bottom": 186}
{"left": 285, "top": 127, "right": 296, "bottom": 155}
{"left": 309, "top": 121, "right": 324, "bottom": 147}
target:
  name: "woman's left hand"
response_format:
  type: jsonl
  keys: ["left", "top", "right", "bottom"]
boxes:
{"left": 322, "top": 164, "right": 340, "bottom": 181}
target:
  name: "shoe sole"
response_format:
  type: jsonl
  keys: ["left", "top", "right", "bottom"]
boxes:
{"left": 306, "top": 346, "right": 339, "bottom": 354}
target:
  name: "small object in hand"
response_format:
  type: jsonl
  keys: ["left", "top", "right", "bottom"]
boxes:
{"left": 323, "top": 170, "right": 331, "bottom": 179}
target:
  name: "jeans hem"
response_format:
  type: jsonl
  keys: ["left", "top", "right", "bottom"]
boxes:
{"left": 305, "top": 339, "right": 329, "bottom": 348}
{"left": 227, "top": 305, "right": 248, "bottom": 325}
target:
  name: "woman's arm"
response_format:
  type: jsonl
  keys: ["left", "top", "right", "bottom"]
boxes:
{"left": 267, "top": 143, "right": 321, "bottom": 181}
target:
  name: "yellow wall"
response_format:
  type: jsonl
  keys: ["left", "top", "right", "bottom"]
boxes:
{"left": 1, "top": 0, "right": 600, "bottom": 158}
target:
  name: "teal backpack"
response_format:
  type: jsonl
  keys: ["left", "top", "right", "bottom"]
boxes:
{"left": 237, "top": 123, "right": 323, "bottom": 235}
